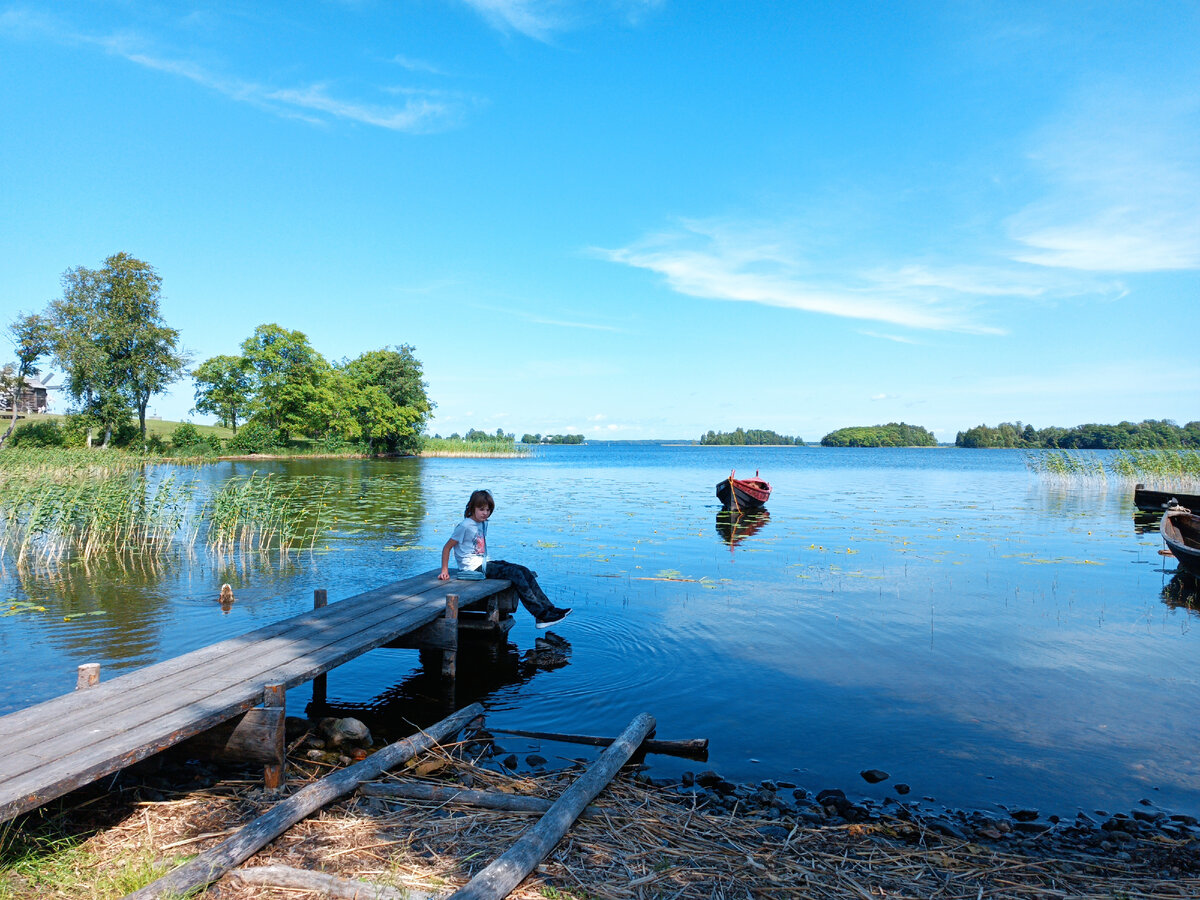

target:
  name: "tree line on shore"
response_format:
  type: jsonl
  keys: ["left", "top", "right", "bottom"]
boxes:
{"left": 1, "top": 253, "right": 433, "bottom": 454}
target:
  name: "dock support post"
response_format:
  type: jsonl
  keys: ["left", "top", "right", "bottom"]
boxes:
{"left": 75, "top": 663, "right": 100, "bottom": 691}
{"left": 262, "top": 684, "right": 286, "bottom": 791}
{"left": 311, "top": 589, "right": 328, "bottom": 709}
{"left": 443, "top": 593, "right": 459, "bottom": 679}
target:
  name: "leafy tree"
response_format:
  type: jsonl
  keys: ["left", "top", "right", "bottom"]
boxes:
{"left": 192, "top": 355, "right": 252, "bottom": 433}
{"left": 339, "top": 346, "right": 433, "bottom": 454}
{"left": 520, "top": 433, "right": 541, "bottom": 444}
{"left": 47, "top": 254, "right": 188, "bottom": 445}
{"left": 240, "top": 324, "right": 329, "bottom": 442}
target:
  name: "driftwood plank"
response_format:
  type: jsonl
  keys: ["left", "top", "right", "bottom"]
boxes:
{"left": 490, "top": 728, "right": 708, "bottom": 759}
{"left": 359, "top": 782, "right": 600, "bottom": 816}
{"left": 448, "top": 713, "right": 656, "bottom": 900}
{"left": 232, "top": 865, "right": 431, "bottom": 899}
{"left": 122, "top": 703, "right": 484, "bottom": 900}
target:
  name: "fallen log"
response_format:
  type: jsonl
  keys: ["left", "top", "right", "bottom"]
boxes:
{"left": 490, "top": 727, "right": 707, "bottom": 759}
{"left": 232, "top": 864, "right": 432, "bottom": 900}
{"left": 448, "top": 712, "right": 656, "bottom": 900}
{"left": 122, "top": 702, "right": 484, "bottom": 900}
{"left": 359, "top": 781, "right": 600, "bottom": 816}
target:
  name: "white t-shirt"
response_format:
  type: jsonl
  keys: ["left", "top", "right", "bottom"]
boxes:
{"left": 450, "top": 517, "right": 487, "bottom": 571}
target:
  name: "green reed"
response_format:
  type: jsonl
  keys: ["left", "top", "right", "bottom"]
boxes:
{"left": 421, "top": 437, "right": 530, "bottom": 457}
{"left": 204, "top": 472, "right": 326, "bottom": 553}
{"left": 0, "top": 464, "right": 192, "bottom": 566}
{"left": 0, "top": 450, "right": 329, "bottom": 568}
{"left": 1026, "top": 449, "right": 1200, "bottom": 489}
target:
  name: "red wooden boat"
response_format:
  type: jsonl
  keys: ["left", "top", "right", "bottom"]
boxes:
{"left": 716, "top": 469, "right": 771, "bottom": 511}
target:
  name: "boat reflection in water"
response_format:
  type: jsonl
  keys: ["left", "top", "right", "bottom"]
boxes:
{"left": 1162, "top": 571, "right": 1200, "bottom": 615}
{"left": 716, "top": 509, "right": 771, "bottom": 552}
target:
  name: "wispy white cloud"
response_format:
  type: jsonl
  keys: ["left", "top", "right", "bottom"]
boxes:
{"left": 602, "top": 219, "right": 1016, "bottom": 335}
{"left": 456, "top": 0, "right": 663, "bottom": 40}
{"left": 1, "top": 9, "right": 462, "bottom": 132}
{"left": 1008, "top": 89, "right": 1200, "bottom": 272}
{"left": 861, "top": 332, "right": 921, "bottom": 345}
{"left": 391, "top": 54, "right": 447, "bottom": 76}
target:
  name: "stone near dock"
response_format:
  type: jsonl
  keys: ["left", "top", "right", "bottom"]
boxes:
{"left": 860, "top": 768, "right": 889, "bottom": 784}
{"left": 318, "top": 716, "right": 372, "bottom": 748}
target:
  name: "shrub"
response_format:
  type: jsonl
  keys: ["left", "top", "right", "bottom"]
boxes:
{"left": 7, "top": 420, "right": 66, "bottom": 448}
{"left": 226, "top": 420, "right": 278, "bottom": 454}
{"left": 169, "top": 422, "right": 221, "bottom": 456}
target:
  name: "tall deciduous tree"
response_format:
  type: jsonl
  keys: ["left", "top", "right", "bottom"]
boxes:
{"left": 340, "top": 345, "right": 433, "bottom": 454}
{"left": 192, "top": 354, "right": 253, "bottom": 433}
{"left": 1, "top": 312, "right": 51, "bottom": 447}
{"left": 48, "top": 253, "right": 188, "bottom": 444}
{"left": 240, "top": 324, "right": 329, "bottom": 442}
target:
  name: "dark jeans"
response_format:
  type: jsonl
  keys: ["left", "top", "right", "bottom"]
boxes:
{"left": 484, "top": 559, "right": 554, "bottom": 619}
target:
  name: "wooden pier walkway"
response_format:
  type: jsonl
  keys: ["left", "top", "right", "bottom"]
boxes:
{"left": 0, "top": 570, "right": 515, "bottom": 823}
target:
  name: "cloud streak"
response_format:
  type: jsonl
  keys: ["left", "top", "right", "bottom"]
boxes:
{"left": 603, "top": 220, "right": 1015, "bottom": 335}
{"left": 1008, "top": 89, "right": 1200, "bottom": 272}
{"left": 457, "top": 0, "right": 663, "bottom": 40}
{"left": 1, "top": 9, "right": 463, "bottom": 132}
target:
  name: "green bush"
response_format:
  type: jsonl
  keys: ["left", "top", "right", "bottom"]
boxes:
{"left": 169, "top": 422, "right": 221, "bottom": 456}
{"left": 7, "top": 420, "right": 66, "bottom": 448}
{"left": 226, "top": 420, "right": 279, "bottom": 454}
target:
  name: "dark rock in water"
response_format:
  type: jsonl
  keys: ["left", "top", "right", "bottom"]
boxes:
{"left": 757, "top": 825, "right": 791, "bottom": 841}
{"left": 1011, "top": 808, "right": 1040, "bottom": 822}
{"left": 681, "top": 771, "right": 695, "bottom": 786}
{"left": 1014, "top": 821, "right": 1051, "bottom": 834}
{"left": 1171, "top": 813, "right": 1200, "bottom": 826}
{"left": 894, "top": 783, "right": 911, "bottom": 795}
{"left": 860, "top": 769, "right": 889, "bottom": 784}
{"left": 526, "top": 754, "right": 547, "bottom": 768}
{"left": 816, "top": 788, "right": 847, "bottom": 803}
{"left": 318, "top": 717, "right": 372, "bottom": 748}
{"left": 696, "top": 770, "right": 723, "bottom": 787}
{"left": 501, "top": 754, "right": 518, "bottom": 770}
{"left": 1132, "top": 809, "right": 1163, "bottom": 823}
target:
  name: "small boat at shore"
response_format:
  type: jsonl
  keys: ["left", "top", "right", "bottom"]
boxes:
{"left": 1161, "top": 507, "right": 1200, "bottom": 574}
{"left": 1134, "top": 483, "right": 1200, "bottom": 512}
{"left": 716, "top": 469, "right": 771, "bottom": 511}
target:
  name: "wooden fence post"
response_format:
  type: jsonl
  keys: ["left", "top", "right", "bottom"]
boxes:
{"left": 76, "top": 663, "right": 100, "bottom": 690}
{"left": 311, "top": 589, "right": 328, "bottom": 707}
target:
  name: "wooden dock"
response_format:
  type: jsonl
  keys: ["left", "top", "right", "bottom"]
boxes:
{"left": 0, "top": 570, "right": 516, "bottom": 824}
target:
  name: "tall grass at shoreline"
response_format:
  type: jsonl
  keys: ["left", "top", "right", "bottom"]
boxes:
{"left": 420, "top": 437, "right": 530, "bottom": 457}
{"left": 0, "top": 450, "right": 328, "bottom": 568}
{"left": 1026, "top": 449, "right": 1200, "bottom": 489}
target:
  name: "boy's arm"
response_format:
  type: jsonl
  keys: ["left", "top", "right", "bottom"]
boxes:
{"left": 439, "top": 538, "right": 457, "bottom": 580}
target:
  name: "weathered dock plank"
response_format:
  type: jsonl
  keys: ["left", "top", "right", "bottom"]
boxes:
{"left": 0, "top": 570, "right": 511, "bottom": 823}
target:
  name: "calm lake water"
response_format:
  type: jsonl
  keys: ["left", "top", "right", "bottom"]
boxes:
{"left": 3, "top": 444, "right": 1199, "bottom": 819}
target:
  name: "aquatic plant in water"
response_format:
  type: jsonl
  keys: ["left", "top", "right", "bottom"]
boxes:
{"left": 1025, "top": 448, "right": 1200, "bottom": 490}
{"left": 204, "top": 472, "right": 327, "bottom": 553}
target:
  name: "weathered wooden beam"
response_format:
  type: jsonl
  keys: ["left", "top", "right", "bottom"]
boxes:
{"left": 359, "top": 781, "right": 600, "bottom": 817}
{"left": 172, "top": 708, "right": 285, "bottom": 766}
{"left": 231, "top": 865, "right": 431, "bottom": 900}
{"left": 447, "top": 712, "right": 656, "bottom": 900}
{"left": 442, "top": 593, "right": 458, "bottom": 679}
{"left": 121, "top": 702, "right": 485, "bottom": 900}
{"left": 490, "top": 728, "right": 708, "bottom": 760}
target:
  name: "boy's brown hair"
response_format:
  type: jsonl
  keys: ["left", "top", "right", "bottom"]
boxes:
{"left": 464, "top": 489, "right": 495, "bottom": 517}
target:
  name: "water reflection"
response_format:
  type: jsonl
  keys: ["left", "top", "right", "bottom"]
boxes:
{"left": 715, "top": 509, "right": 771, "bottom": 550}
{"left": 308, "top": 632, "right": 572, "bottom": 740}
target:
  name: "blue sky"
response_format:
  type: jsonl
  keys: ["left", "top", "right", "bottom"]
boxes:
{"left": 2, "top": 1, "right": 1197, "bottom": 441}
